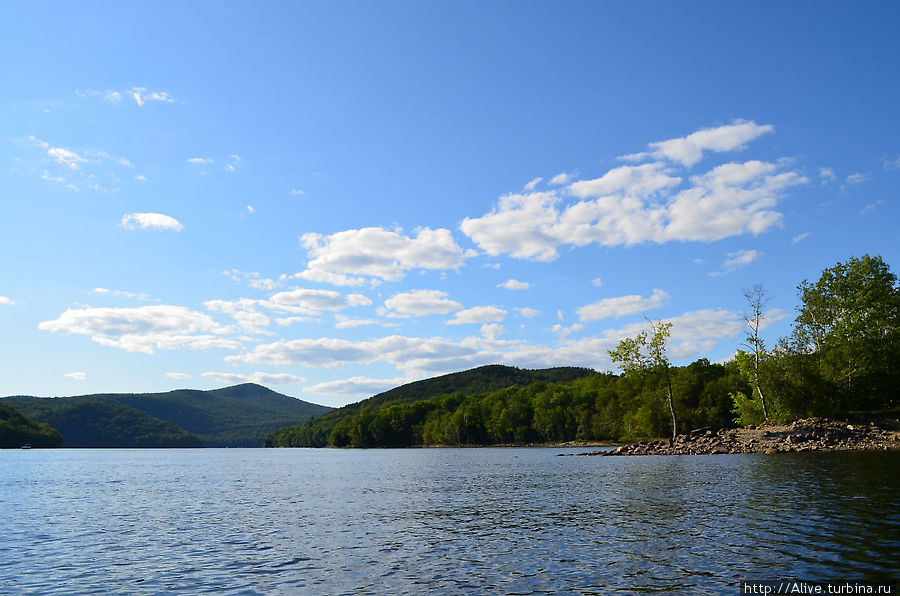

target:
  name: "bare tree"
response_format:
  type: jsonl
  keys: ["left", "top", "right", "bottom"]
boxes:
{"left": 742, "top": 284, "right": 771, "bottom": 421}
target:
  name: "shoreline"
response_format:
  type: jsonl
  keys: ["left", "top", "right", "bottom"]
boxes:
{"left": 577, "top": 416, "right": 900, "bottom": 456}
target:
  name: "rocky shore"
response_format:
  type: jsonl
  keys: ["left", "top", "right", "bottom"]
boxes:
{"left": 578, "top": 416, "right": 900, "bottom": 456}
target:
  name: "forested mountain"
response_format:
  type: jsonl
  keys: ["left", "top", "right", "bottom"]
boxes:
{"left": 0, "top": 402, "right": 62, "bottom": 448}
{"left": 264, "top": 360, "right": 747, "bottom": 447}
{"left": 264, "top": 365, "right": 597, "bottom": 447}
{"left": 3, "top": 384, "right": 332, "bottom": 447}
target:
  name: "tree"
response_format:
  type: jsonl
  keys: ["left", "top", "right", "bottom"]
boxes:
{"left": 741, "top": 284, "right": 771, "bottom": 421}
{"left": 609, "top": 320, "right": 679, "bottom": 441}
{"left": 792, "top": 254, "right": 899, "bottom": 411}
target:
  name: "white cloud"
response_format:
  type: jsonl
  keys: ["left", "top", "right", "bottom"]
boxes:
{"left": 165, "top": 372, "right": 192, "bottom": 380}
{"left": 269, "top": 288, "right": 371, "bottom": 312}
{"left": 275, "top": 316, "right": 312, "bottom": 326}
{"left": 222, "top": 269, "right": 281, "bottom": 291}
{"left": 246, "top": 205, "right": 255, "bottom": 214}
{"left": 135, "top": 174, "right": 147, "bottom": 181}
{"left": 447, "top": 306, "right": 507, "bottom": 325}
{"left": 523, "top": 177, "right": 542, "bottom": 191}
{"left": 624, "top": 120, "right": 775, "bottom": 167}
{"left": 304, "top": 376, "right": 407, "bottom": 397}
{"left": 462, "top": 154, "right": 805, "bottom": 261}
{"left": 64, "top": 372, "right": 87, "bottom": 381}
{"left": 290, "top": 189, "right": 306, "bottom": 196}
{"left": 845, "top": 173, "right": 869, "bottom": 185}
{"left": 121, "top": 212, "right": 184, "bottom": 231}
{"left": 0, "top": 296, "right": 14, "bottom": 305}
{"left": 568, "top": 163, "right": 680, "bottom": 198}
{"left": 381, "top": 289, "right": 462, "bottom": 317}
{"left": 93, "top": 287, "right": 155, "bottom": 301}
{"left": 592, "top": 278, "right": 603, "bottom": 287}
{"left": 299, "top": 227, "right": 469, "bottom": 284}
{"left": 203, "top": 298, "right": 272, "bottom": 334}
{"left": 550, "top": 171, "right": 573, "bottom": 185}
{"left": 481, "top": 323, "right": 504, "bottom": 340}
{"left": 723, "top": 249, "right": 762, "bottom": 268}
{"left": 200, "top": 371, "right": 304, "bottom": 386}
{"left": 39, "top": 305, "right": 237, "bottom": 354}
{"left": 552, "top": 323, "right": 585, "bottom": 337}
{"left": 290, "top": 269, "right": 369, "bottom": 287}
{"left": 861, "top": 200, "right": 884, "bottom": 215}
{"left": 187, "top": 157, "right": 213, "bottom": 165}
{"left": 498, "top": 279, "right": 530, "bottom": 290}
{"left": 791, "top": 232, "right": 811, "bottom": 244}
{"left": 48, "top": 146, "right": 87, "bottom": 170}
{"left": 517, "top": 307, "right": 539, "bottom": 318}
{"left": 126, "top": 87, "right": 175, "bottom": 107}
{"left": 334, "top": 314, "right": 380, "bottom": 329}
{"left": 227, "top": 307, "right": 745, "bottom": 379}
{"left": 576, "top": 289, "right": 669, "bottom": 321}
{"left": 884, "top": 156, "right": 900, "bottom": 170}
{"left": 819, "top": 167, "right": 836, "bottom": 183}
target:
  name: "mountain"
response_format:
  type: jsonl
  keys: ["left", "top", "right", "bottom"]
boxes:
{"left": 264, "top": 365, "right": 595, "bottom": 447}
{"left": 0, "top": 402, "right": 62, "bottom": 448}
{"left": 3, "top": 384, "right": 333, "bottom": 447}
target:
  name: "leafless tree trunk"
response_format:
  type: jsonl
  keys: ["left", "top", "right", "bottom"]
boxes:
{"left": 743, "top": 284, "right": 771, "bottom": 421}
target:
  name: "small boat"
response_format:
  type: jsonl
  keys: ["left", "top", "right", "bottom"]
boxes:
{"left": 20, "top": 444, "right": 32, "bottom": 449}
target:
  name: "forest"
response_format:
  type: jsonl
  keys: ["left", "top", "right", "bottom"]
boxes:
{"left": 266, "top": 254, "right": 899, "bottom": 448}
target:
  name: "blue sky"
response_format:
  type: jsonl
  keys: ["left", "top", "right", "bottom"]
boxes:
{"left": 2, "top": 1, "right": 898, "bottom": 406}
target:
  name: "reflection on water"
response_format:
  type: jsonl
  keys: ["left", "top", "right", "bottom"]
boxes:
{"left": 1, "top": 448, "right": 897, "bottom": 594}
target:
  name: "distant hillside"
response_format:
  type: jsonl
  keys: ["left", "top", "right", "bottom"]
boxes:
{"left": 264, "top": 365, "right": 595, "bottom": 447}
{"left": 0, "top": 402, "right": 62, "bottom": 448}
{"left": 3, "top": 384, "right": 333, "bottom": 447}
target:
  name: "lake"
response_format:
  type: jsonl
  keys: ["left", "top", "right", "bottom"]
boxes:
{"left": 1, "top": 448, "right": 897, "bottom": 594}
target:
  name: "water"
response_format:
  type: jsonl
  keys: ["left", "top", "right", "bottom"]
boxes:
{"left": 1, "top": 448, "right": 897, "bottom": 594}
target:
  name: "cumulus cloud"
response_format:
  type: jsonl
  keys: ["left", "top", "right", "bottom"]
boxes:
{"left": 48, "top": 146, "right": 87, "bottom": 170}
{"left": 517, "top": 307, "right": 539, "bottom": 318}
{"left": 819, "top": 167, "right": 836, "bottom": 183}
{"left": 447, "top": 306, "right": 507, "bottom": 325}
{"left": 334, "top": 314, "right": 380, "bottom": 329}
{"left": 381, "top": 289, "right": 462, "bottom": 317}
{"left": 576, "top": 289, "right": 670, "bottom": 321}
{"left": 550, "top": 172, "right": 573, "bottom": 185}
{"left": 269, "top": 288, "right": 371, "bottom": 312}
{"left": 299, "top": 227, "right": 470, "bottom": 285}
{"left": 523, "top": 177, "right": 542, "bottom": 191}
{"left": 121, "top": 212, "right": 184, "bottom": 231}
{"left": 0, "top": 296, "right": 14, "bottom": 305}
{"left": 226, "top": 307, "right": 744, "bottom": 378}
{"left": 165, "top": 372, "right": 192, "bottom": 380}
{"left": 462, "top": 158, "right": 805, "bottom": 261}
{"left": 64, "top": 372, "right": 87, "bottom": 381}
{"left": 621, "top": 120, "right": 774, "bottom": 167}
{"left": 222, "top": 269, "right": 281, "bottom": 291}
{"left": 25, "top": 136, "right": 132, "bottom": 192}
{"left": 498, "top": 279, "right": 530, "bottom": 290}
{"left": 844, "top": 173, "right": 869, "bottom": 186}
{"left": 200, "top": 371, "right": 304, "bottom": 386}
{"left": 39, "top": 305, "right": 238, "bottom": 354}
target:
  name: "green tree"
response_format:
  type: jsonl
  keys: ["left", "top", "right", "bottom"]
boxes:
{"left": 609, "top": 320, "right": 679, "bottom": 440}
{"left": 793, "top": 254, "right": 899, "bottom": 411}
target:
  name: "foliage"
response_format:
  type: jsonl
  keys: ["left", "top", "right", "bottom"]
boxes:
{"left": 266, "top": 360, "right": 749, "bottom": 447}
{"left": 3, "top": 383, "right": 332, "bottom": 447}
{"left": 0, "top": 402, "right": 62, "bottom": 448}
{"left": 264, "top": 365, "right": 594, "bottom": 447}
{"left": 730, "top": 391, "right": 765, "bottom": 427}
{"left": 608, "top": 320, "right": 679, "bottom": 440}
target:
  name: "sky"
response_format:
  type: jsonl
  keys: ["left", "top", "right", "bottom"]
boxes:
{"left": 1, "top": 1, "right": 898, "bottom": 407}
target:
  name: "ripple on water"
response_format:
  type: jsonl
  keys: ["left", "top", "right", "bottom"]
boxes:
{"left": 0, "top": 448, "right": 898, "bottom": 593}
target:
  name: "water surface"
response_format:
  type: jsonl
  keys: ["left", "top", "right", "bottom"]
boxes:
{"left": 2, "top": 448, "right": 897, "bottom": 594}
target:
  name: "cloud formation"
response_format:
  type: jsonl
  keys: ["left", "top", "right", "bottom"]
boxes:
{"left": 121, "top": 212, "right": 184, "bottom": 231}
{"left": 39, "top": 305, "right": 238, "bottom": 354}
{"left": 299, "top": 227, "right": 470, "bottom": 285}
{"left": 461, "top": 122, "right": 805, "bottom": 261}
{"left": 381, "top": 290, "right": 462, "bottom": 317}
{"left": 200, "top": 371, "right": 304, "bottom": 386}
{"left": 576, "top": 289, "right": 670, "bottom": 322}
{"left": 447, "top": 306, "right": 507, "bottom": 325}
